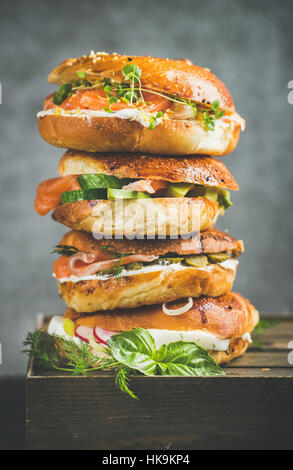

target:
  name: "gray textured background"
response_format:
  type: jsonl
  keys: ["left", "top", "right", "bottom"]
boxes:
{"left": 0, "top": 0, "right": 293, "bottom": 375}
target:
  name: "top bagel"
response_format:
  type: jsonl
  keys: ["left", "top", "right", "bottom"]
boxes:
{"left": 38, "top": 52, "right": 245, "bottom": 156}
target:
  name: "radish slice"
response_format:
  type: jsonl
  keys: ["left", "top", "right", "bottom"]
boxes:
{"left": 93, "top": 327, "right": 118, "bottom": 345}
{"left": 75, "top": 325, "right": 93, "bottom": 343}
{"left": 162, "top": 297, "right": 193, "bottom": 316}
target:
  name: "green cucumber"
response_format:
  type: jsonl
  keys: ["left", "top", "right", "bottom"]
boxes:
{"left": 205, "top": 187, "right": 218, "bottom": 202}
{"left": 61, "top": 188, "right": 106, "bottom": 203}
{"left": 77, "top": 174, "right": 130, "bottom": 190}
{"left": 107, "top": 188, "right": 151, "bottom": 199}
{"left": 218, "top": 189, "right": 232, "bottom": 209}
{"left": 164, "top": 183, "right": 194, "bottom": 197}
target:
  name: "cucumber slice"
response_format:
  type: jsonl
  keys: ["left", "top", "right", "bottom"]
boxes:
{"left": 61, "top": 188, "right": 106, "bottom": 203}
{"left": 185, "top": 255, "right": 209, "bottom": 267}
{"left": 107, "top": 188, "right": 151, "bottom": 199}
{"left": 208, "top": 252, "right": 229, "bottom": 263}
{"left": 77, "top": 174, "right": 130, "bottom": 190}
{"left": 218, "top": 189, "right": 232, "bottom": 209}
{"left": 205, "top": 187, "right": 218, "bottom": 202}
{"left": 164, "top": 183, "right": 194, "bottom": 197}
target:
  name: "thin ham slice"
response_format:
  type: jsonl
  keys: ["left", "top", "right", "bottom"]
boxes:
{"left": 69, "top": 252, "right": 158, "bottom": 277}
{"left": 122, "top": 179, "right": 168, "bottom": 194}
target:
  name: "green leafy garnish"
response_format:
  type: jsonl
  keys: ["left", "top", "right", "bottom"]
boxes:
{"left": 109, "top": 328, "right": 224, "bottom": 377}
{"left": 23, "top": 328, "right": 224, "bottom": 399}
{"left": 51, "top": 244, "right": 79, "bottom": 257}
{"left": 149, "top": 111, "right": 164, "bottom": 130}
{"left": 202, "top": 100, "right": 225, "bottom": 131}
{"left": 77, "top": 71, "right": 86, "bottom": 78}
{"left": 100, "top": 245, "right": 130, "bottom": 281}
{"left": 252, "top": 318, "right": 280, "bottom": 349}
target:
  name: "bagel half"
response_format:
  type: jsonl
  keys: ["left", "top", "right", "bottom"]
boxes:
{"left": 52, "top": 196, "right": 220, "bottom": 237}
{"left": 58, "top": 292, "right": 259, "bottom": 364}
{"left": 54, "top": 229, "right": 244, "bottom": 312}
{"left": 38, "top": 53, "right": 245, "bottom": 156}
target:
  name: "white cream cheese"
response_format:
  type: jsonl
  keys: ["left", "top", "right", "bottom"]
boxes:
{"left": 242, "top": 332, "right": 252, "bottom": 343}
{"left": 37, "top": 108, "right": 163, "bottom": 129}
{"left": 54, "top": 259, "right": 238, "bottom": 284}
{"left": 47, "top": 315, "right": 231, "bottom": 351}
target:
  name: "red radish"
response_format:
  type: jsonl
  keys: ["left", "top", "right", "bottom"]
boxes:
{"left": 93, "top": 327, "right": 118, "bottom": 345}
{"left": 75, "top": 326, "right": 93, "bottom": 343}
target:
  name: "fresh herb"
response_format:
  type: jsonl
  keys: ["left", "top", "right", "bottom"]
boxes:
{"left": 122, "top": 64, "right": 142, "bottom": 104}
{"left": 202, "top": 100, "right": 225, "bottom": 131}
{"left": 23, "top": 328, "right": 224, "bottom": 399}
{"left": 51, "top": 244, "right": 79, "bottom": 257}
{"left": 109, "top": 328, "right": 224, "bottom": 377}
{"left": 53, "top": 72, "right": 92, "bottom": 105}
{"left": 100, "top": 245, "right": 129, "bottom": 281}
{"left": 252, "top": 318, "right": 280, "bottom": 349}
{"left": 149, "top": 111, "right": 164, "bottom": 130}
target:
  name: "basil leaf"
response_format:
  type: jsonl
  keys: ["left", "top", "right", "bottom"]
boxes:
{"left": 156, "top": 341, "right": 224, "bottom": 376}
{"left": 109, "top": 329, "right": 224, "bottom": 378}
{"left": 108, "top": 328, "right": 157, "bottom": 375}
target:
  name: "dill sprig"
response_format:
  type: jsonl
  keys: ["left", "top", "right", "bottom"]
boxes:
{"left": 51, "top": 244, "right": 79, "bottom": 257}
{"left": 100, "top": 245, "right": 131, "bottom": 281}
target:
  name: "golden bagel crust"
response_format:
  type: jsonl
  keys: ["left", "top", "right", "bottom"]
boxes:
{"left": 52, "top": 197, "right": 220, "bottom": 236}
{"left": 57, "top": 263, "right": 237, "bottom": 312}
{"left": 38, "top": 114, "right": 240, "bottom": 156}
{"left": 58, "top": 151, "right": 238, "bottom": 190}
{"left": 211, "top": 338, "right": 249, "bottom": 364}
{"left": 65, "top": 292, "right": 259, "bottom": 339}
{"left": 59, "top": 228, "right": 244, "bottom": 257}
{"left": 47, "top": 53, "right": 235, "bottom": 111}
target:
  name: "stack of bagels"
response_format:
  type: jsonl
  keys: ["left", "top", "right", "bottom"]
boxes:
{"left": 35, "top": 52, "right": 258, "bottom": 365}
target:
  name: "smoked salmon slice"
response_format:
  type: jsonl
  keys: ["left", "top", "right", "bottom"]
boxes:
{"left": 44, "top": 89, "right": 170, "bottom": 113}
{"left": 34, "top": 175, "right": 80, "bottom": 216}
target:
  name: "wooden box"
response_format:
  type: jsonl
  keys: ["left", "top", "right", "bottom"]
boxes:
{"left": 26, "top": 316, "right": 293, "bottom": 450}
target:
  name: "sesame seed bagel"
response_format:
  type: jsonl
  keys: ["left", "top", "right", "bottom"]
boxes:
{"left": 52, "top": 196, "right": 220, "bottom": 236}
{"left": 38, "top": 53, "right": 244, "bottom": 156}
{"left": 48, "top": 53, "right": 235, "bottom": 110}
{"left": 59, "top": 228, "right": 244, "bottom": 257}
{"left": 58, "top": 151, "right": 239, "bottom": 189}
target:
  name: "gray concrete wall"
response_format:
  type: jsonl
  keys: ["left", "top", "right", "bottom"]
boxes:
{"left": 0, "top": 0, "right": 292, "bottom": 375}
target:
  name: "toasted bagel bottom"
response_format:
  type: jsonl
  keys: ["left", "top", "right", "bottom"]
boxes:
{"left": 57, "top": 263, "right": 237, "bottom": 312}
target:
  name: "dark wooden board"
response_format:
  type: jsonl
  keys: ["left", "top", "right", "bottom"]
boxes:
{"left": 26, "top": 316, "right": 293, "bottom": 450}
